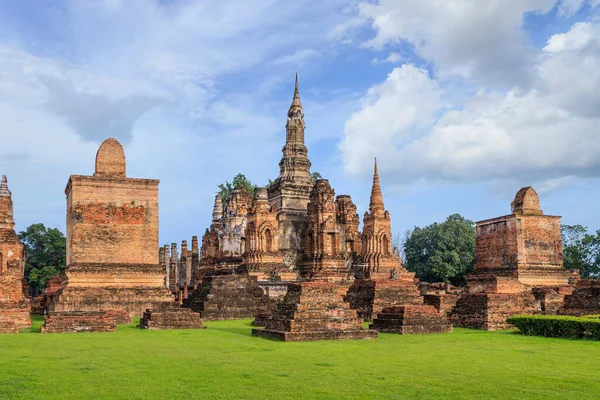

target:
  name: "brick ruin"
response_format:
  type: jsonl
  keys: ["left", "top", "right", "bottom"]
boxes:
{"left": 345, "top": 161, "right": 433, "bottom": 324}
{"left": 42, "top": 138, "right": 203, "bottom": 332}
{"left": 452, "top": 187, "right": 579, "bottom": 330}
{"left": 371, "top": 306, "right": 452, "bottom": 335}
{"left": 0, "top": 175, "right": 31, "bottom": 333}
{"left": 140, "top": 308, "right": 206, "bottom": 330}
{"left": 560, "top": 280, "right": 600, "bottom": 316}
{"left": 253, "top": 178, "right": 376, "bottom": 341}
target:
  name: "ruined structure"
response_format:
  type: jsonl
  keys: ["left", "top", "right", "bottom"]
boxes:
{"left": 298, "top": 179, "right": 354, "bottom": 281}
{"left": 560, "top": 280, "right": 600, "bottom": 316}
{"left": 183, "top": 274, "right": 271, "bottom": 320}
{"left": 43, "top": 138, "right": 175, "bottom": 330}
{"left": 140, "top": 308, "right": 206, "bottom": 330}
{"left": 267, "top": 73, "right": 314, "bottom": 265}
{"left": 41, "top": 311, "right": 116, "bottom": 333}
{"left": 242, "top": 187, "right": 288, "bottom": 280}
{"left": 452, "top": 187, "right": 576, "bottom": 330}
{"left": 345, "top": 161, "right": 425, "bottom": 321}
{"left": 0, "top": 175, "right": 31, "bottom": 333}
{"left": 253, "top": 179, "right": 378, "bottom": 341}
{"left": 370, "top": 305, "right": 452, "bottom": 335}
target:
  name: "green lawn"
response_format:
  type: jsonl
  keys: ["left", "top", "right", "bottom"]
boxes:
{"left": 0, "top": 317, "right": 598, "bottom": 400}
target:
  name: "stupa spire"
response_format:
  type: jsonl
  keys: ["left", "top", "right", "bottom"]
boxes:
{"left": 369, "top": 158, "right": 385, "bottom": 216}
{"left": 0, "top": 175, "right": 10, "bottom": 197}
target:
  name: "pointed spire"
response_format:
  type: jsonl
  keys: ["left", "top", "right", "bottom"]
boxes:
{"left": 290, "top": 72, "right": 302, "bottom": 109}
{"left": 0, "top": 175, "right": 10, "bottom": 197}
{"left": 369, "top": 158, "right": 385, "bottom": 216}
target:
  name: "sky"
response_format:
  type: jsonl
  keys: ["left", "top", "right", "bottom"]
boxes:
{"left": 0, "top": 0, "right": 599, "bottom": 246}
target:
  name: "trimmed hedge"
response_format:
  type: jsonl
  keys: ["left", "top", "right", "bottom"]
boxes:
{"left": 507, "top": 315, "right": 600, "bottom": 340}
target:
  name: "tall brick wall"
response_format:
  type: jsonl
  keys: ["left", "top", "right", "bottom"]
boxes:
{"left": 66, "top": 177, "right": 159, "bottom": 265}
{"left": 475, "top": 217, "right": 519, "bottom": 270}
{"left": 520, "top": 216, "right": 562, "bottom": 268}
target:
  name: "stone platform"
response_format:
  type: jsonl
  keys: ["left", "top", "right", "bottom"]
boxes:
{"left": 560, "top": 280, "right": 600, "bottom": 316}
{"left": 139, "top": 308, "right": 206, "bottom": 330}
{"left": 345, "top": 278, "right": 424, "bottom": 321}
{"left": 252, "top": 281, "right": 378, "bottom": 342}
{"left": 45, "top": 264, "right": 175, "bottom": 318}
{"left": 451, "top": 292, "right": 535, "bottom": 331}
{"left": 183, "top": 274, "right": 271, "bottom": 320}
{"left": 0, "top": 300, "right": 31, "bottom": 333}
{"left": 41, "top": 311, "right": 116, "bottom": 333}
{"left": 423, "top": 294, "right": 460, "bottom": 320}
{"left": 370, "top": 305, "right": 452, "bottom": 334}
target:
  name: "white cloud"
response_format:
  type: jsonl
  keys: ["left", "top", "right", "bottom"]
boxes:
{"left": 0, "top": 0, "right": 354, "bottom": 242}
{"left": 353, "top": 0, "right": 573, "bottom": 86}
{"left": 372, "top": 52, "right": 402, "bottom": 64}
{"left": 340, "top": 21, "right": 600, "bottom": 186}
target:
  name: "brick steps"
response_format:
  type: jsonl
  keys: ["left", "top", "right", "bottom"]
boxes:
{"left": 139, "top": 308, "right": 206, "bottom": 330}
{"left": 253, "top": 281, "right": 378, "bottom": 342}
{"left": 41, "top": 311, "right": 116, "bottom": 333}
{"left": 370, "top": 305, "right": 452, "bottom": 334}
{"left": 183, "top": 275, "right": 271, "bottom": 320}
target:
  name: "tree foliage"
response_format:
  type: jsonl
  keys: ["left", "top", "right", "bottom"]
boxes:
{"left": 311, "top": 171, "right": 323, "bottom": 181}
{"left": 403, "top": 214, "right": 475, "bottom": 284}
{"left": 18, "top": 223, "right": 66, "bottom": 295}
{"left": 218, "top": 173, "right": 255, "bottom": 204}
{"left": 561, "top": 224, "right": 600, "bottom": 278}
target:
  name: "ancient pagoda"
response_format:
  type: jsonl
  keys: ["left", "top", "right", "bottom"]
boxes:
{"left": 0, "top": 175, "right": 31, "bottom": 333}
{"left": 452, "top": 187, "right": 578, "bottom": 330}
{"left": 267, "top": 73, "right": 314, "bottom": 265}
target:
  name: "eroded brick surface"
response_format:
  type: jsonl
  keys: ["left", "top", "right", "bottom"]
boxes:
{"left": 139, "top": 308, "right": 206, "bottom": 330}
{"left": 46, "top": 139, "right": 175, "bottom": 321}
{"left": 252, "top": 281, "right": 378, "bottom": 342}
{"left": 452, "top": 187, "right": 578, "bottom": 330}
{"left": 41, "top": 311, "right": 116, "bottom": 333}
{"left": 370, "top": 305, "right": 453, "bottom": 334}
{"left": 0, "top": 175, "right": 31, "bottom": 333}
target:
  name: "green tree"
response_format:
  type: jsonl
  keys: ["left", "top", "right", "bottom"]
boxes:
{"left": 403, "top": 214, "right": 475, "bottom": 284}
{"left": 561, "top": 224, "right": 600, "bottom": 278}
{"left": 311, "top": 171, "right": 323, "bottom": 181}
{"left": 18, "top": 223, "right": 67, "bottom": 295}
{"left": 218, "top": 173, "right": 255, "bottom": 204}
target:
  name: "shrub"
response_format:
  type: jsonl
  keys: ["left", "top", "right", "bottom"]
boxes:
{"left": 507, "top": 315, "right": 600, "bottom": 340}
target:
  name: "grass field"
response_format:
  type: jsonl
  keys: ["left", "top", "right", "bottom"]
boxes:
{"left": 0, "top": 317, "right": 599, "bottom": 399}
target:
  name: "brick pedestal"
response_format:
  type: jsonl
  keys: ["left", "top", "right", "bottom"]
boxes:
{"left": 451, "top": 292, "right": 535, "bottom": 330}
{"left": 0, "top": 300, "right": 31, "bottom": 333}
{"left": 183, "top": 274, "right": 271, "bottom": 320}
{"left": 560, "top": 280, "right": 600, "bottom": 316}
{"left": 345, "top": 278, "right": 424, "bottom": 321}
{"left": 252, "top": 281, "right": 378, "bottom": 342}
{"left": 139, "top": 308, "right": 206, "bottom": 330}
{"left": 370, "top": 305, "right": 452, "bottom": 334}
{"left": 41, "top": 311, "right": 116, "bottom": 333}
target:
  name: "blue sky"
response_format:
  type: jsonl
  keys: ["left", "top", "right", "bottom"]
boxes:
{"left": 0, "top": 0, "right": 599, "bottom": 246}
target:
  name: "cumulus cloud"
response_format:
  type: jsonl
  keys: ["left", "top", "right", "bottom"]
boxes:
{"left": 340, "top": 20, "right": 600, "bottom": 186}
{"left": 352, "top": 0, "right": 600, "bottom": 87}
{"left": 0, "top": 0, "right": 354, "bottom": 242}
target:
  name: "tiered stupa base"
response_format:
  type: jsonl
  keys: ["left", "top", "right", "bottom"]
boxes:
{"left": 560, "top": 280, "right": 600, "bottom": 316}
{"left": 345, "top": 278, "right": 424, "bottom": 321}
{"left": 139, "top": 308, "right": 206, "bottom": 330}
{"left": 44, "top": 264, "right": 176, "bottom": 318}
{"left": 41, "top": 311, "right": 116, "bottom": 333}
{"left": 0, "top": 300, "right": 31, "bottom": 333}
{"left": 183, "top": 274, "right": 271, "bottom": 320}
{"left": 252, "top": 281, "right": 378, "bottom": 342}
{"left": 370, "top": 305, "right": 452, "bottom": 334}
{"left": 451, "top": 292, "right": 536, "bottom": 330}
